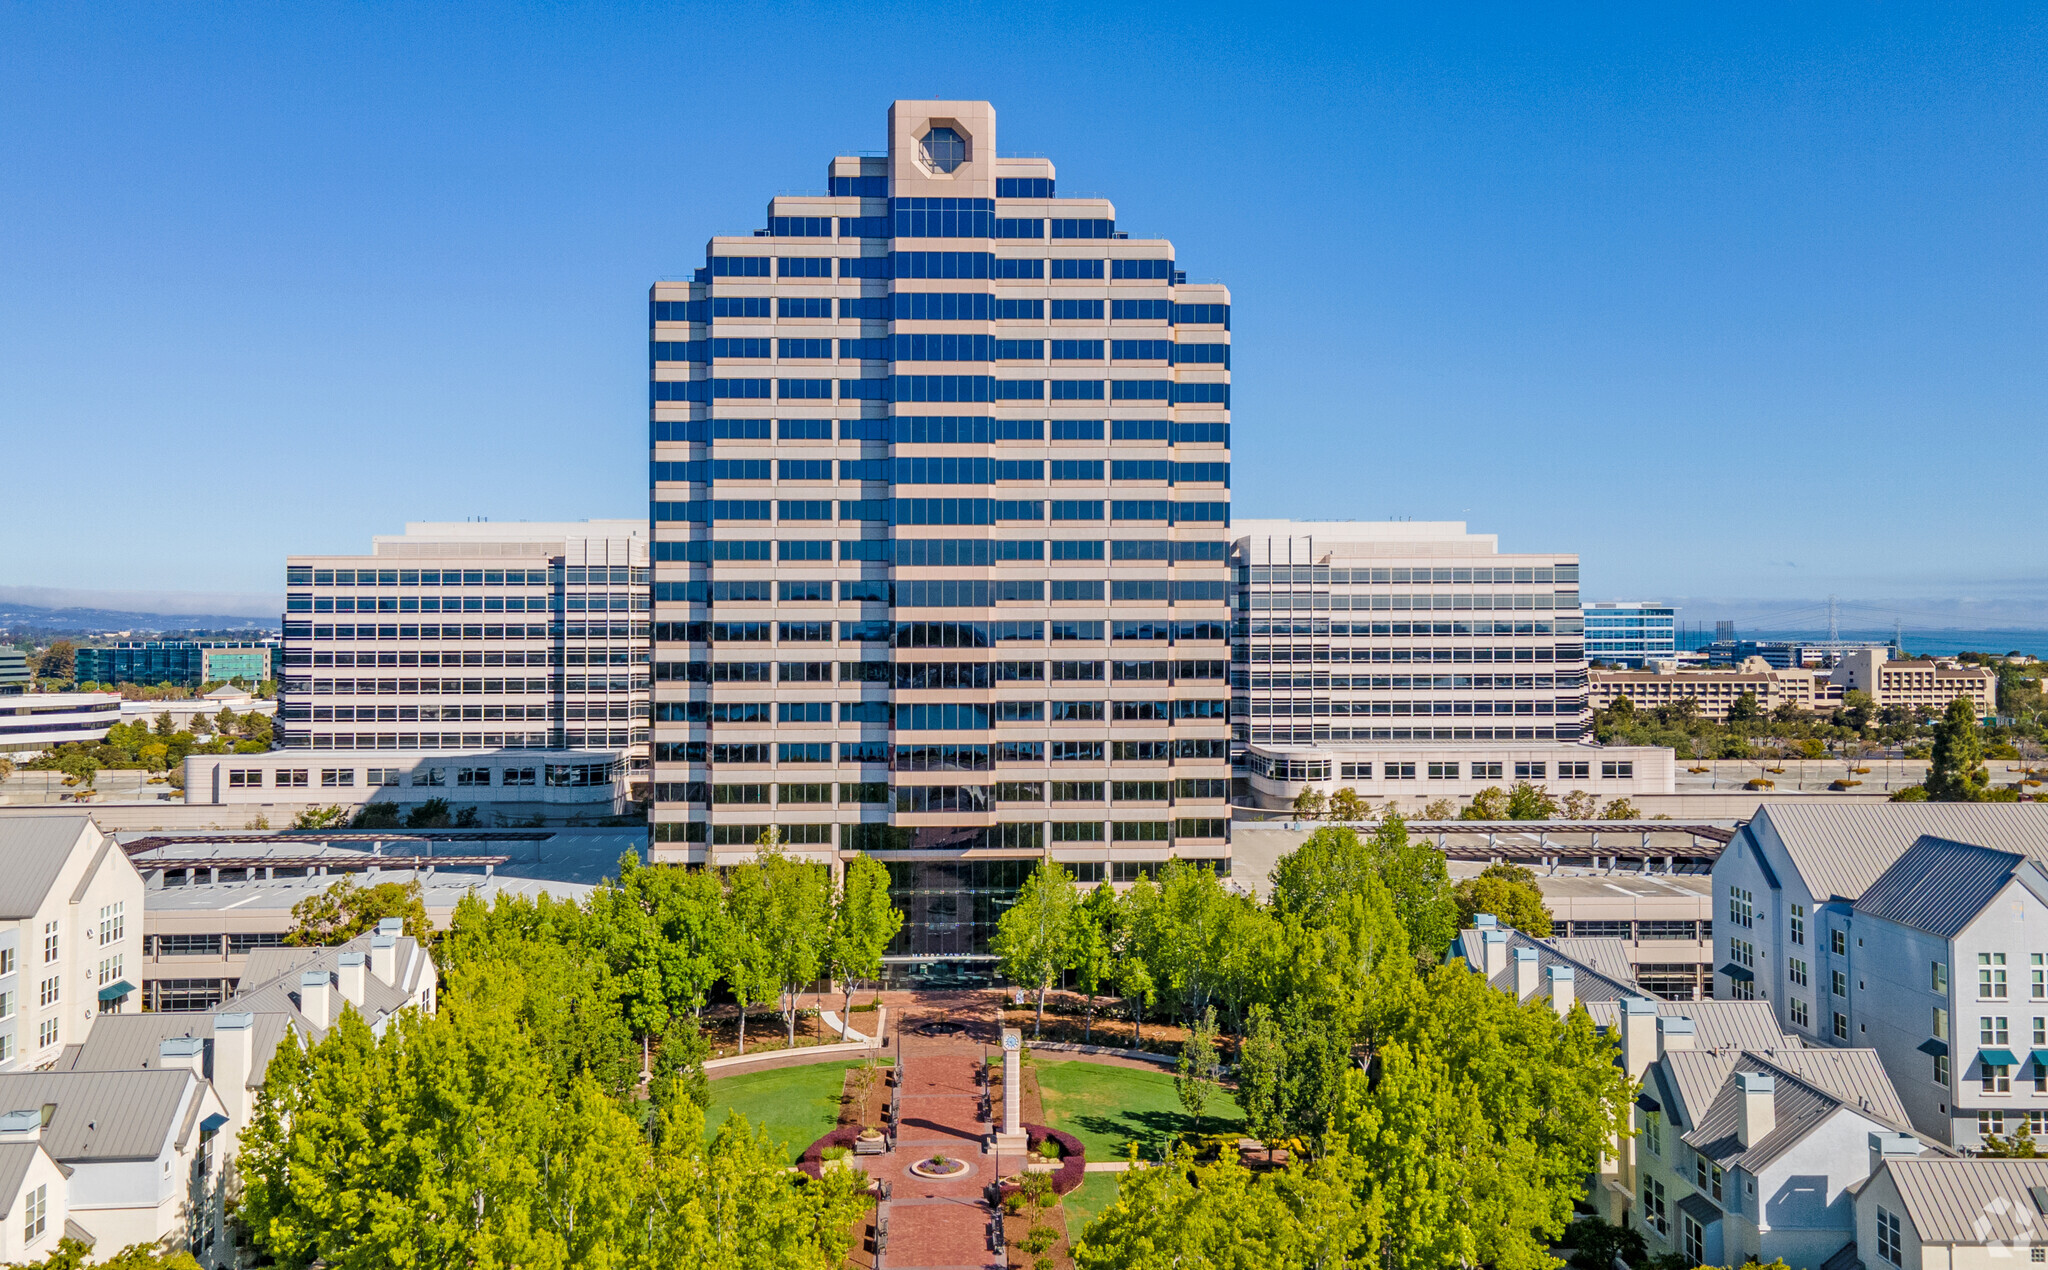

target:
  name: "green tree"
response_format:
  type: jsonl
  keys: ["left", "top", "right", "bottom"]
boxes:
{"left": 1367, "top": 815, "right": 1458, "bottom": 961}
{"left": 1505, "top": 781, "right": 1559, "bottom": 819}
{"left": 992, "top": 857, "right": 1080, "bottom": 1037}
{"left": 292, "top": 804, "right": 351, "bottom": 829}
{"left": 1461, "top": 786, "right": 1510, "bottom": 820}
{"left": 1600, "top": 797, "right": 1639, "bottom": 820}
{"left": 1561, "top": 789, "right": 1598, "bottom": 818}
{"left": 1727, "top": 690, "right": 1762, "bottom": 723}
{"left": 404, "top": 797, "right": 454, "bottom": 828}
{"left": 1452, "top": 863, "right": 1553, "bottom": 935}
{"left": 1235, "top": 1002, "right": 1289, "bottom": 1152}
{"left": 1071, "top": 881, "right": 1120, "bottom": 1044}
{"left": 1327, "top": 785, "right": 1367, "bottom": 822}
{"left": 722, "top": 856, "right": 781, "bottom": 1055}
{"left": 1174, "top": 1005, "right": 1220, "bottom": 1131}
{"left": 647, "top": 1013, "right": 711, "bottom": 1132}
{"left": 1927, "top": 696, "right": 1991, "bottom": 801}
{"left": 285, "top": 875, "right": 430, "bottom": 946}
{"left": 35, "top": 640, "right": 76, "bottom": 681}
{"left": 11, "top": 1240, "right": 202, "bottom": 1269}
{"left": 1978, "top": 1125, "right": 2044, "bottom": 1157}
{"left": 1291, "top": 786, "right": 1326, "bottom": 820}
{"left": 826, "top": 854, "right": 903, "bottom": 1038}
{"left": 1074, "top": 1147, "right": 1365, "bottom": 1269}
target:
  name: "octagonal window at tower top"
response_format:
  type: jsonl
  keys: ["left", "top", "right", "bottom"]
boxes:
{"left": 920, "top": 127, "right": 966, "bottom": 173}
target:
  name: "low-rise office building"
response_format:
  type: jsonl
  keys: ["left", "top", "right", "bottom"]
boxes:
{"left": 0, "top": 692, "right": 121, "bottom": 753}
{"left": 1585, "top": 601, "right": 1677, "bottom": 667}
{"left": 0, "top": 651, "right": 28, "bottom": 695}
{"left": 1238, "top": 740, "right": 1674, "bottom": 812}
{"left": 0, "top": 816, "right": 147, "bottom": 1069}
{"left": 1591, "top": 660, "right": 1847, "bottom": 720}
{"left": 1833, "top": 650, "right": 1997, "bottom": 718}
{"left": 1533, "top": 871, "right": 1714, "bottom": 1001}
{"left": 74, "top": 641, "right": 275, "bottom": 689}
{"left": 181, "top": 748, "right": 628, "bottom": 816}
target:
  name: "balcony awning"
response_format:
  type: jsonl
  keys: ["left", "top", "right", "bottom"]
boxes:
{"left": 1918, "top": 1038, "right": 1949, "bottom": 1058}
{"left": 200, "top": 1112, "right": 229, "bottom": 1133}
{"left": 2029, "top": 1050, "right": 2048, "bottom": 1071}
{"left": 1718, "top": 963, "right": 1754, "bottom": 983}
{"left": 95, "top": 980, "right": 134, "bottom": 1003}
{"left": 1980, "top": 1047, "right": 2020, "bottom": 1068}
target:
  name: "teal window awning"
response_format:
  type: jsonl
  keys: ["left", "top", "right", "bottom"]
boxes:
{"left": 1718, "top": 963, "right": 1754, "bottom": 983}
{"left": 95, "top": 980, "right": 134, "bottom": 1003}
{"left": 1918, "top": 1038, "right": 1949, "bottom": 1058}
{"left": 2029, "top": 1050, "right": 2048, "bottom": 1071}
{"left": 1980, "top": 1047, "right": 2020, "bottom": 1068}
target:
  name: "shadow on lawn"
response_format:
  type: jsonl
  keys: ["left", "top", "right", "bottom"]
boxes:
{"left": 1068, "top": 1107, "right": 1231, "bottom": 1150}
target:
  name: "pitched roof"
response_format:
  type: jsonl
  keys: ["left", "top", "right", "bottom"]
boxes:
{"left": 0, "top": 817, "right": 96, "bottom": 919}
{"left": 1853, "top": 838, "right": 2037, "bottom": 938}
{"left": 58, "top": 1012, "right": 297, "bottom": 1090}
{"left": 1668, "top": 1050, "right": 1922, "bottom": 1174}
{"left": 1750, "top": 804, "right": 2048, "bottom": 903}
{"left": 0, "top": 1070, "right": 196, "bottom": 1162}
{"left": 0, "top": 1143, "right": 41, "bottom": 1210}
{"left": 226, "top": 930, "right": 426, "bottom": 1034}
{"left": 1546, "top": 936, "right": 1633, "bottom": 981}
{"left": 1880, "top": 1157, "right": 2048, "bottom": 1244}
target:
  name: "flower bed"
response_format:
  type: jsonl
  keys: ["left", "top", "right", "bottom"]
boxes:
{"left": 797, "top": 1125, "right": 869, "bottom": 1179}
{"left": 996, "top": 1125, "right": 1085, "bottom": 1197}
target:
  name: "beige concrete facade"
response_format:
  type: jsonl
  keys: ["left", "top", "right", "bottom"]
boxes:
{"left": 1833, "top": 648, "right": 1995, "bottom": 715}
{"left": 1591, "top": 658, "right": 1847, "bottom": 720}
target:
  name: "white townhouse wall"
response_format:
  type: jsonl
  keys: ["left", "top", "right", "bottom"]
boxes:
{"left": 1857, "top": 1156, "right": 2048, "bottom": 1270}
{"left": 0, "top": 1068, "right": 230, "bottom": 1262}
{"left": 0, "top": 1130, "right": 71, "bottom": 1263}
{"left": 1849, "top": 840, "right": 2048, "bottom": 1151}
{"left": 0, "top": 816, "right": 147, "bottom": 1069}
{"left": 1709, "top": 806, "right": 2048, "bottom": 1051}
{"left": 1634, "top": 1047, "right": 1934, "bottom": 1270}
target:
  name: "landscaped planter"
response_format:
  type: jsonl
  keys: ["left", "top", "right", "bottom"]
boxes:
{"left": 995, "top": 1125, "right": 1085, "bottom": 1197}
{"left": 797, "top": 1126, "right": 867, "bottom": 1179}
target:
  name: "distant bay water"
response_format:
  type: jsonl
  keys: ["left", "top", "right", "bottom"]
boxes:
{"left": 1682, "top": 628, "right": 2048, "bottom": 660}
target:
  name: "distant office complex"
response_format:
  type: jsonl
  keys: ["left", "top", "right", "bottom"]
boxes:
{"left": 75, "top": 640, "right": 275, "bottom": 688}
{"left": 1584, "top": 601, "right": 1676, "bottom": 666}
{"left": 279, "top": 521, "right": 650, "bottom": 790}
{"left": 0, "top": 649, "right": 26, "bottom": 694}
{"left": 0, "top": 693, "right": 121, "bottom": 753}
{"left": 1592, "top": 647, "right": 1993, "bottom": 721}
{"left": 646, "top": 100, "right": 1233, "bottom": 960}
{"left": 1227, "top": 521, "right": 1671, "bottom": 808}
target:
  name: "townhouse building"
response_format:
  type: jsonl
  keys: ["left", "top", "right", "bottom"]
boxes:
{"left": 0, "top": 816, "right": 147, "bottom": 1069}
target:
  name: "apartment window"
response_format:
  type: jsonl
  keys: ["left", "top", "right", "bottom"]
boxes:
{"left": 1982, "top": 1016, "right": 2010, "bottom": 1045}
{"left": 1983, "top": 952, "right": 2009, "bottom": 1000}
{"left": 1790, "top": 904, "right": 1805, "bottom": 946}
{"left": 1981, "top": 1109, "right": 2008, "bottom": 1138}
{"left": 1731, "top": 939, "right": 1754, "bottom": 969}
{"left": 1790, "top": 997, "right": 1809, "bottom": 1029}
{"left": 1682, "top": 1214, "right": 1704, "bottom": 1265}
{"left": 1831, "top": 928, "right": 1847, "bottom": 956}
{"left": 40, "top": 924, "right": 56, "bottom": 965}
{"left": 320, "top": 768, "right": 355, "bottom": 788}
{"left": 37, "top": 1019, "right": 56, "bottom": 1049}
{"left": 1833, "top": 1011, "right": 1848, "bottom": 1040}
{"left": 1692, "top": 1155, "right": 1723, "bottom": 1202}
{"left": 97, "top": 955, "right": 121, "bottom": 986}
{"left": 2037, "top": 1051, "right": 2047, "bottom": 1094}
{"left": 1984, "top": 1063, "right": 2012, "bottom": 1095}
{"left": 1934, "top": 1007, "right": 1949, "bottom": 1040}
{"left": 1787, "top": 957, "right": 1807, "bottom": 987}
{"left": 1727, "top": 886, "right": 1753, "bottom": 929}
{"left": 1831, "top": 969, "right": 1848, "bottom": 998}
{"left": 37, "top": 977, "right": 57, "bottom": 1008}
{"left": 2034, "top": 953, "right": 2044, "bottom": 1000}
{"left": 1875, "top": 1206, "right": 1901, "bottom": 1266}
{"left": 1935, "top": 1053, "right": 1949, "bottom": 1085}
{"left": 1934, "top": 959, "right": 1949, "bottom": 993}
{"left": 1640, "top": 1176, "right": 1667, "bottom": 1236}
{"left": 98, "top": 902, "right": 123, "bottom": 946}
{"left": 23, "top": 1182, "right": 45, "bottom": 1245}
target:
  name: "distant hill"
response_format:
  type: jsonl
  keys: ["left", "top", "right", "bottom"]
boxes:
{"left": 0, "top": 600, "right": 277, "bottom": 637}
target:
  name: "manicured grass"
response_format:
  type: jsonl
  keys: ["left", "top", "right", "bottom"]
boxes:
{"left": 1033, "top": 1060, "right": 1244, "bottom": 1162}
{"left": 703, "top": 1060, "right": 864, "bottom": 1163}
{"left": 1062, "top": 1172, "right": 1122, "bottom": 1233}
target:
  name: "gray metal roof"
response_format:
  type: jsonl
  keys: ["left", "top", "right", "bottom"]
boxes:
{"left": 1545, "top": 936, "right": 1634, "bottom": 981}
{"left": 0, "top": 816, "right": 96, "bottom": 919}
{"left": 1675, "top": 1190, "right": 1723, "bottom": 1226}
{"left": 1578, "top": 999, "right": 1795, "bottom": 1054}
{"left": 59, "top": 1012, "right": 296, "bottom": 1089}
{"left": 225, "top": 931, "right": 426, "bottom": 1034}
{"left": 1818, "top": 1240, "right": 1864, "bottom": 1270}
{"left": 1853, "top": 838, "right": 2035, "bottom": 938}
{"left": 0, "top": 1143, "right": 39, "bottom": 1213}
{"left": 1881, "top": 1157, "right": 2048, "bottom": 1244}
{"left": 0, "top": 1070, "right": 196, "bottom": 1161}
{"left": 1683, "top": 1058, "right": 1855, "bottom": 1172}
{"left": 1751, "top": 804, "right": 2048, "bottom": 902}
{"left": 1671, "top": 1049, "right": 1922, "bottom": 1174}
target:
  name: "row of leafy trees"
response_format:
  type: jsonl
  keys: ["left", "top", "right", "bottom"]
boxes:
{"left": 236, "top": 849, "right": 905, "bottom": 1268}
{"left": 1290, "top": 781, "right": 1638, "bottom": 822}
{"left": 21, "top": 709, "right": 272, "bottom": 787}
{"left": 1032, "top": 819, "right": 1626, "bottom": 1268}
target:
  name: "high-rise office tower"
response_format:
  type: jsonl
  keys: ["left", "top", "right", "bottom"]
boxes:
{"left": 280, "top": 521, "right": 650, "bottom": 787}
{"left": 648, "top": 101, "right": 1233, "bottom": 963}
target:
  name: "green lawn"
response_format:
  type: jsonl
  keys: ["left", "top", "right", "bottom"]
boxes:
{"left": 703, "top": 1060, "right": 865, "bottom": 1163}
{"left": 1062, "top": 1172, "right": 1122, "bottom": 1233}
{"left": 1033, "top": 1060, "right": 1244, "bottom": 1162}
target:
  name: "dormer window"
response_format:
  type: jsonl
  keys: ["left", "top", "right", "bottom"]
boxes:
{"left": 920, "top": 127, "right": 966, "bottom": 173}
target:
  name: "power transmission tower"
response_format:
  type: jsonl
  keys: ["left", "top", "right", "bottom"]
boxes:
{"left": 1827, "top": 595, "right": 1839, "bottom": 642}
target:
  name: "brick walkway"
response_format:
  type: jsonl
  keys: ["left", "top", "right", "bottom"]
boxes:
{"left": 857, "top": 999, "right": 1028, "bottom": 1269}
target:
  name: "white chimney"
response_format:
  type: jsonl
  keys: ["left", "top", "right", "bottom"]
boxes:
{"left": 1547, "top": 965, "right": 1576, "bottom": 1016}
{"left": 370, "top": 934, "right": 398, "bottom": 987}
{"left": 1620, "top": 997, "right": 1659, "bottom": 1079}
{"left": 1658, "top": 1015, "right": 1697, "bottom": 1057}
{"left": 158, "top": 1036, "right": 205, "bottom": 1078}
{"left": 1481, "top": 929, "right": 1509, "bottom": 979}
{"left": 1513, "top": 947, "right": 1541, "bottom": 1000}
{"left": 337, "top": 952, "right": 367, "bottom": 1011}
{"left": 300, "top": 969, "right": 331, "bottom": 1028}
{"left": 1735, "top": 1071, "right": 1776, "bottom": 1146}
{"left": 214, "top": 1012, "right": 255, "bottom": 1136}
{"left": 0, "top": 1110, "right": 39, "bottom": 1143}
{"left": 376, "top": 917, "right": 404, "bottom": 938}
{"left": 1868, "top": 1130, "right": 1921, "bottom": 1178}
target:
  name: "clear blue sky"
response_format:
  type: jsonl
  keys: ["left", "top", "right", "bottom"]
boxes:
{"left": 3, "top": 3, "right": 2042, "bottom": 617}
